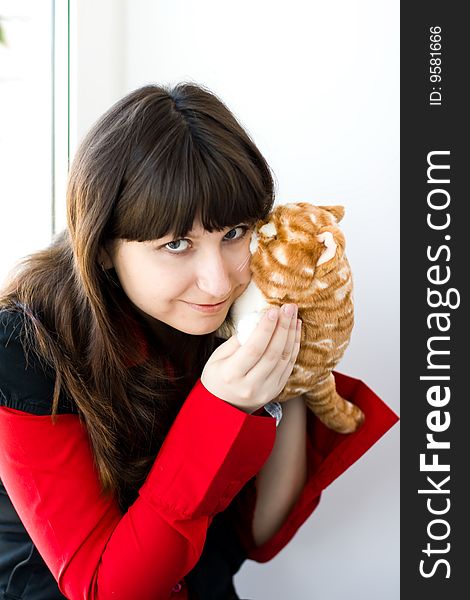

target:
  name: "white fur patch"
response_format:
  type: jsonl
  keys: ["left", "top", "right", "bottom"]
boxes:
{"left": 249, "top": 231, "right": 259, "bottom": 254}
{"left": 309, "top": 213, "right": 317, "bottom": 225}
{"left": 230, "top": 281, "right": 270, "bottom": 345}
{"left": 313, "top": 279, "right": 329, "bottom": 290}
{"left": 314, "top": 374, "right": 331, "bottom": 386}
{"left": 259, "top": 222, "right": 277, "bottom": 238}
{"left": 289, "top": 387, "right": 309, "bottom": 395}
{"left": 335, "top": 281, "right": 352, "bottom": 301}
{"left": 304, "top": 339, "right": 334, "bottom": 348}
{"left": 303, "top": 266, "right": 315, "bottom": 276}
{"left": 272, "top": 245, "right": 289, "bottom": 266}
{"left": 270, "top": 271, "right": 286, "bottom": 284}
{"left": 285, "top": 228, "right": 302, "bottom": 242}
{"left": 236, "top": 313, "right": 264, "bottom": 345}
{"left": 316, "top": 231, "right": 337, "bottom": 266}
{"left": 337, "top": 265, "right": 350, "bottom": 280}
{"left": 319, "top": 338, "right": 334, "bottom": 347}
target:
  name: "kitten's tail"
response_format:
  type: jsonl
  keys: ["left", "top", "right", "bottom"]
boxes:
{"left": 303, "top": 373, "right": 365, "bottom": 434}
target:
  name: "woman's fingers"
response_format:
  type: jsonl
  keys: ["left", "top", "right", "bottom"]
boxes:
{"left": 201, "top": 303, "right": 302, "bottom": 411}
{"left": 245, "top": 304, "right": 298, "bottom": 382}
{"left": 266, "top": 303, "right": 297, "bottom": 364}
{"left": 276, "top": 317, "right": 302, "bottom": 392}
{"left": 229, "top": 307, "right": 281, "bottom": 376}
{"left": 255, "top": 306, "right": 297, "bottom": 387}
{"left": 257, "top": 303, "right": 297, "bottom": 368}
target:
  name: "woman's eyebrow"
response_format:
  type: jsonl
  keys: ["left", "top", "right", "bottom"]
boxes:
{"left": 175, "top": 225, "right": 243, "bottom": 240}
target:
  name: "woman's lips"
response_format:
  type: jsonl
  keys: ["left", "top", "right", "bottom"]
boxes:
{"left": 184, "top": 298, "right": 229, "bottom": 313}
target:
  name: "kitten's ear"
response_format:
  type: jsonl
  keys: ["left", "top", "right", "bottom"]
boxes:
{"left": 315, "top": 231, "right": 337, "bottom": 266}
{"left": 318, "top": 205, "right": 345, "bottom": 223}
{"left": 258, "top": 221, "right": 277, "bottom": 239}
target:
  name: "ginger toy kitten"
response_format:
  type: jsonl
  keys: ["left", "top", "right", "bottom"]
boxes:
{"left": 229, "top": 202, "right": 364, "bottom": 434}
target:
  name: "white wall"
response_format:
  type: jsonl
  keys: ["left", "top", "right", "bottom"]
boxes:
{"left": 0, "top": 0, "right": 53, "bottom": 286}
{"left": 75, "top": 1, "right": 400, "bottom": 598}
{"left": 70, "top": 0, "right": 127, "bottom": 153}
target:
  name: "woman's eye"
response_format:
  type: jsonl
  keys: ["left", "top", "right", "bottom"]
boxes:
{"left": 163, "top": 226, "right": 249, "bottom": 255}
{"left": 164, "top": 239, "right": 190, "bottom": 253}
{"left": 224, "top": 225, "right": 249, "bottom": 241}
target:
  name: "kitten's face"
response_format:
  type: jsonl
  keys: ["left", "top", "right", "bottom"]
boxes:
{"left": 248, "top": 203, "right": 346, "bottom": 298}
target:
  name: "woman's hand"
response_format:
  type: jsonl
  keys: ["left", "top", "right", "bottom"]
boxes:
{"left": 201, "top": 304, "right": 302, "bottom": 413}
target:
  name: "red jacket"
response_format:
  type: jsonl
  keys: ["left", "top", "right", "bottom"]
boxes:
{"left": 0, "top": 309, "right": 398, "bottom": 599}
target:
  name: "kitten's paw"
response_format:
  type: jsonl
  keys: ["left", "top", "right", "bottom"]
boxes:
{"left": 236, "top": 312, "right": 264, "bottom": 345}
{"left": 338, "top": 401, "right": 365, "bottom": 433}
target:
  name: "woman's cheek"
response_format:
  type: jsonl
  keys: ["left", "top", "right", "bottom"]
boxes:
{"left": 238, "top": 256, "right": 252, "bottom": 285}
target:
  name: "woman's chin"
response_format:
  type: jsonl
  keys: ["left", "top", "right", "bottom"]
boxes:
{"left": 184, "top": 319, "right": 226, "bottom": 336}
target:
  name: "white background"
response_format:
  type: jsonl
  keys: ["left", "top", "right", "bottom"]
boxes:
{"left": 2, "top": 1, "right": 400, "bottom": 598}
{"left": 0, "top": 1, "right": 53, "bottom": 285}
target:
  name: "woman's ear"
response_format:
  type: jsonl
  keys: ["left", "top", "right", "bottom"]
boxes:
{"left": 98, "top": 244, "right": 114, "bottom": 270}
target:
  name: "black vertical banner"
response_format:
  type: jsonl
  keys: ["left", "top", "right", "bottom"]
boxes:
{"left": 401, "top": 3, "right": 468, "bottom": 599}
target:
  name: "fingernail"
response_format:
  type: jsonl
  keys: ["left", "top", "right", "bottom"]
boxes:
{"left": 283, "top": 304, "right": 296, "bottom": 317}
{"left": 297, "top": 319, "right": 302, "bottom": 328}
{"left": 268, "top": 308, "right": 278, "bottom": 321}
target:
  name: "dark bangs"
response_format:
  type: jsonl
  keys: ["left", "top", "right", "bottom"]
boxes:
{"left": 107, "top": 86, "right": 275, "bottom": 242}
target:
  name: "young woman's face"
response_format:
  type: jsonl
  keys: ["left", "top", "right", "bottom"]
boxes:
{"left": 104, "top": 220, "right": 254, "bottom": 335}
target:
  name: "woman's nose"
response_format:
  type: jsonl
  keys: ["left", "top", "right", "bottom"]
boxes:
{"left": 195, "top": 251, "right": 232, "bottom": 299}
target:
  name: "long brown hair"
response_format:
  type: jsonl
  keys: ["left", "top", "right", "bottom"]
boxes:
{"left": 0, "top": 82, "right": 275, "bottom": 511}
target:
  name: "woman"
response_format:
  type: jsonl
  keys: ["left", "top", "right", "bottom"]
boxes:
{"left": 0, "top": 82, "right": 397, "bottom": 600}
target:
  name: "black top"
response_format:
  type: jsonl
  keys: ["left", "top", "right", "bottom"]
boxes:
{"left": 0, "top": 309, "right": 247, "bottom": 600}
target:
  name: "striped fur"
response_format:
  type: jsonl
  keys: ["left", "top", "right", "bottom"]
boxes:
{"left": 250, "top": 202, "right": 364, "bottom": 433}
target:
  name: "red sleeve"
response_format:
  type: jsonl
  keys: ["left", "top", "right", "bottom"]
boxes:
{"left": 226, "top": 370, "right": 399, "bottom": 562}
{"left": 0, "top": 379, "right": 276, "bottom": 600}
